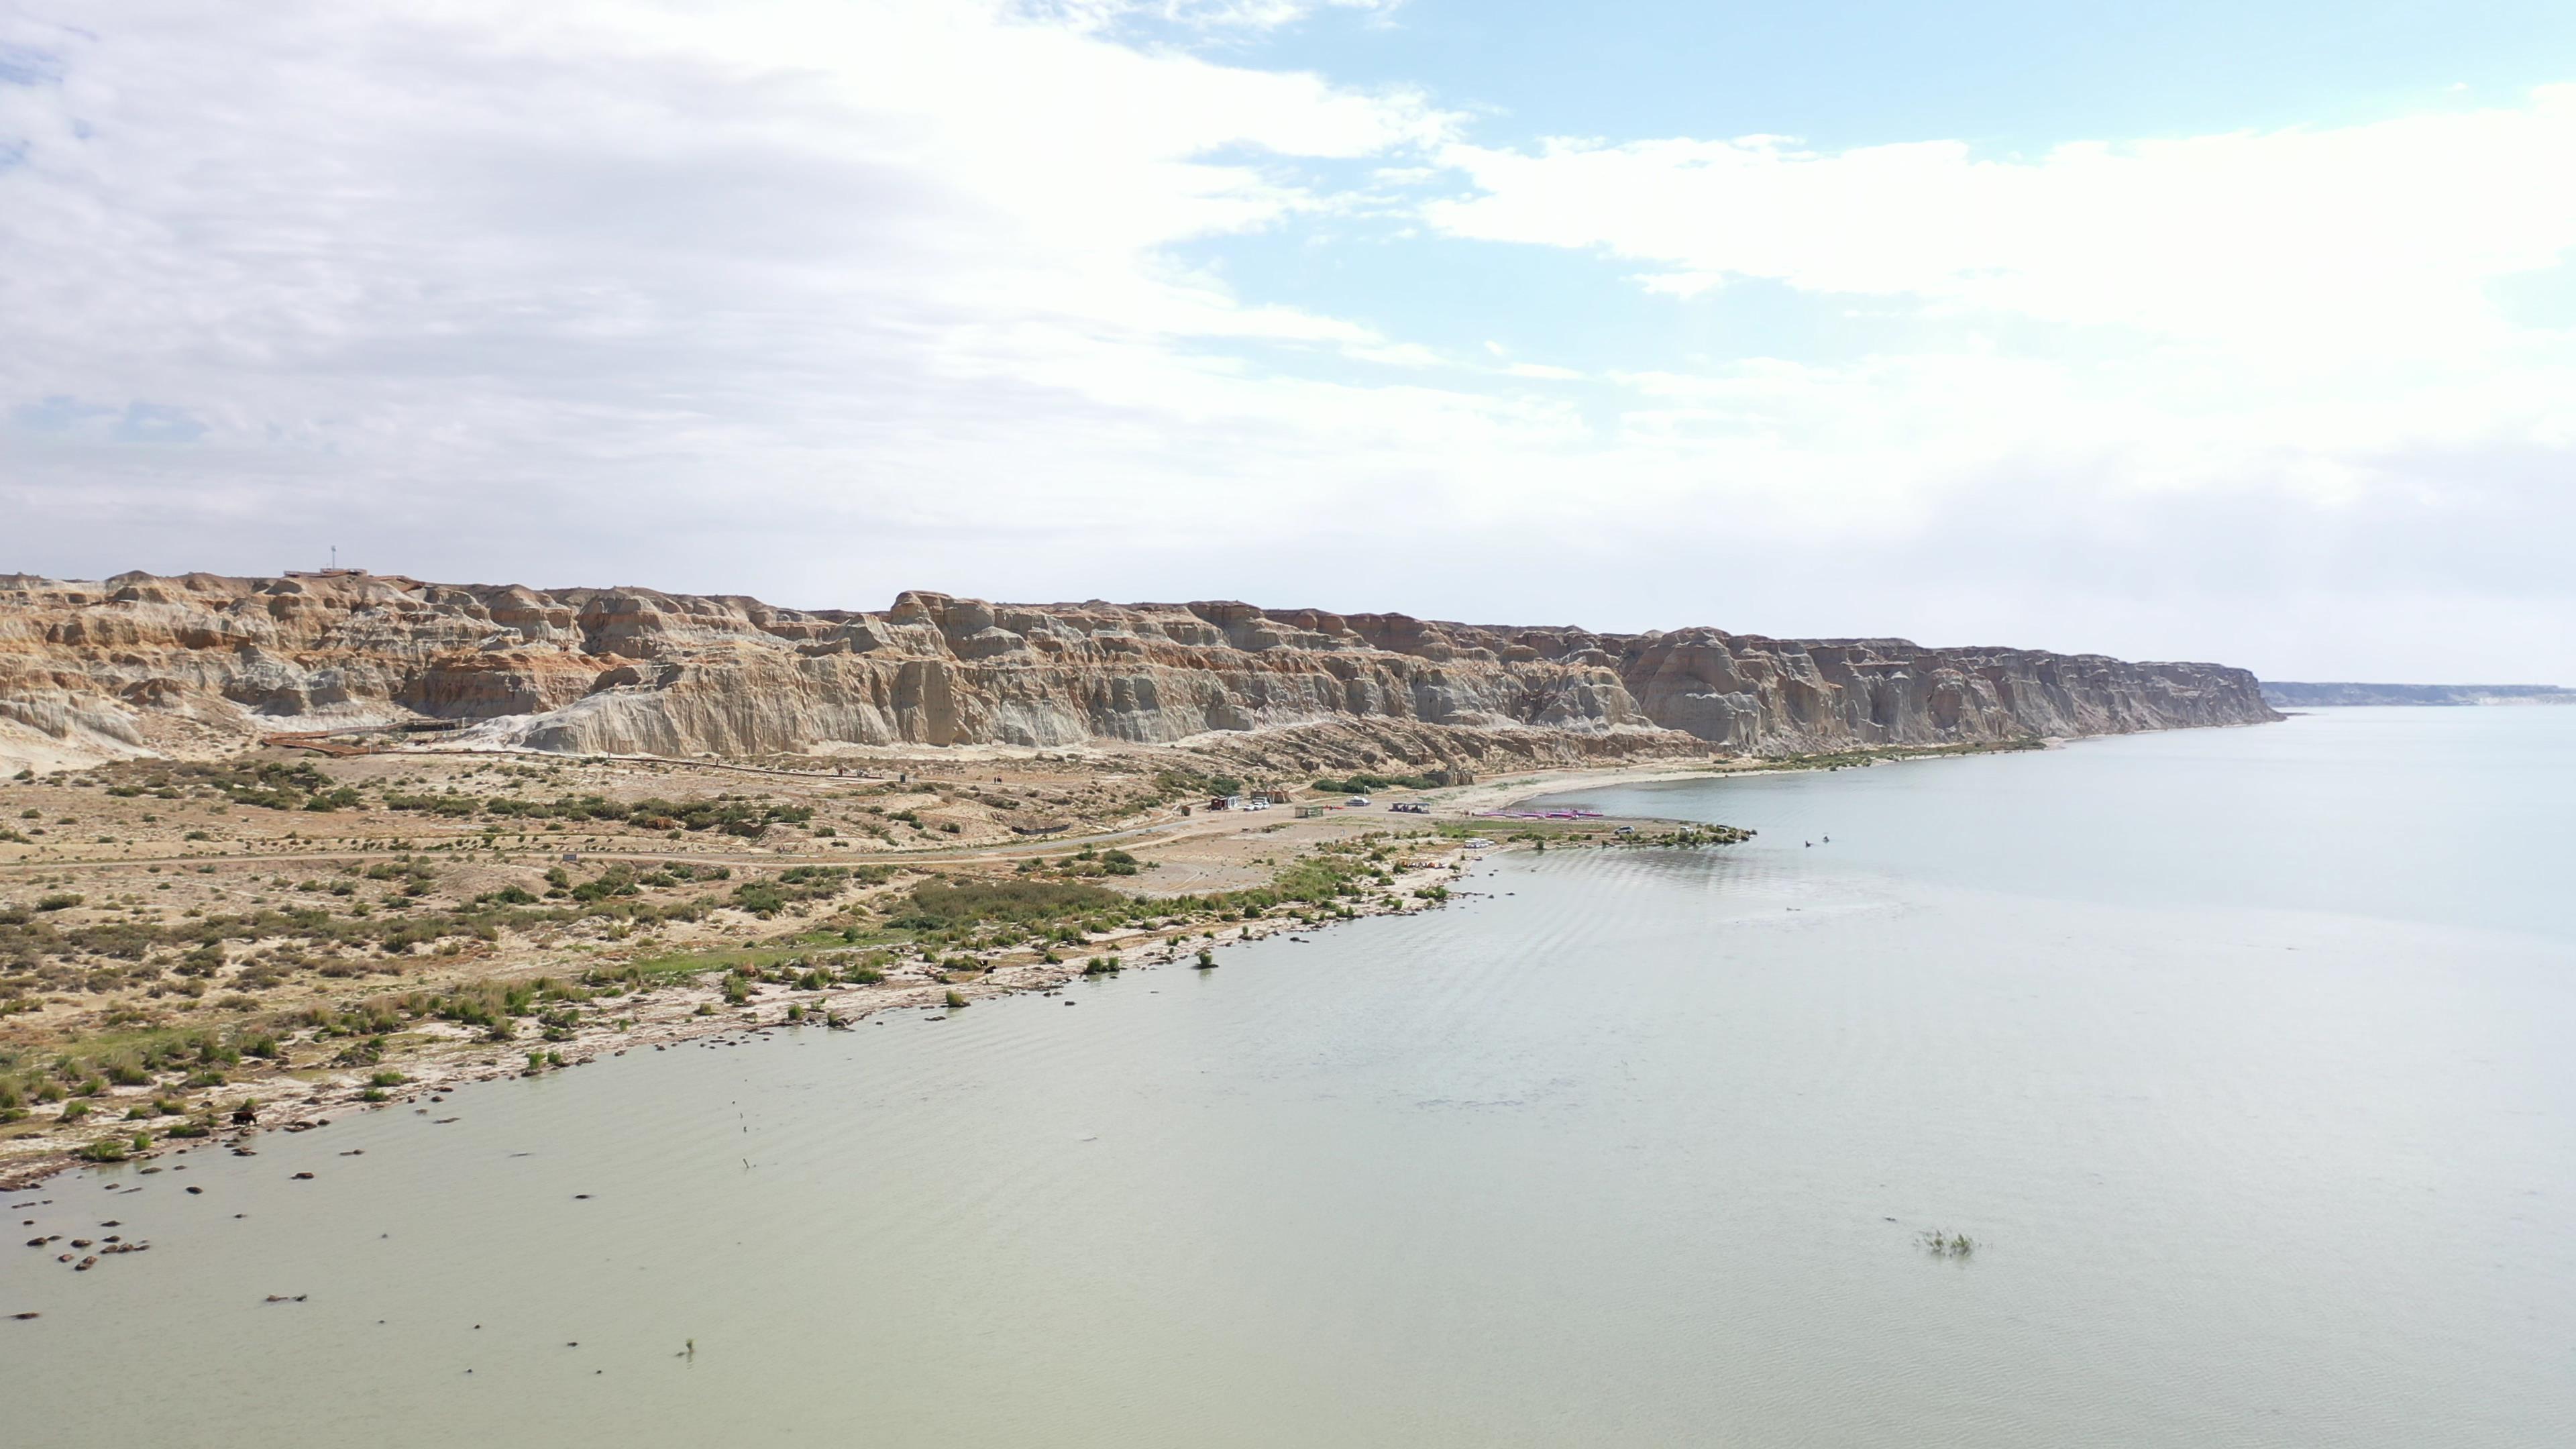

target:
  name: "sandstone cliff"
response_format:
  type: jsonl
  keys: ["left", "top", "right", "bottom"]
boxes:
{"left": 0, "top": 572, "right": 2279, "bottom": 772}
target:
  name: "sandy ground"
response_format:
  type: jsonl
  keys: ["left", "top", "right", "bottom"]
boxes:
{"left": 2, "top": 742, "right": 1564, "bottom": 1188}
{"left": 0, "top": 845, "right": 1480, "bottom": 1191}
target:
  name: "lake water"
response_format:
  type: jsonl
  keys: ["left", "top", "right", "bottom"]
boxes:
{"left": 6, "top": 707, "right": 2572, "bottom": 1446}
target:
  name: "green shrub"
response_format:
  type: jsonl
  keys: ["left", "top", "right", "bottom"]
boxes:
{"left": 893, "top": 879, "right": 1122, "bottom": 932}
{"left": 1313, "top": 772, "right": 1437, "bottom": 794}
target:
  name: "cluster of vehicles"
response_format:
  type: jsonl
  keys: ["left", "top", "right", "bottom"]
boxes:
{"left": 1212, "top": 792, "right": 1440, "bottom": 814}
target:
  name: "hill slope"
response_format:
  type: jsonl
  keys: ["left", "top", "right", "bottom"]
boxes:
{"left": 0, "top": 571, "right": 2280, "bottom": 772}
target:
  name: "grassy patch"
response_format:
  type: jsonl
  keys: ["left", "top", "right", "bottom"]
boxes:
{"left": 626, "top": 927, "right": 895, "bottom": 981}
{"left": 890, "top": 878, "right": 1126, "bottom": 931}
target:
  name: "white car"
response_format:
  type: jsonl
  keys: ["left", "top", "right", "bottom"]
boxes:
{"left": 1347, "top": 795, "right": 1371, "bottom": 806}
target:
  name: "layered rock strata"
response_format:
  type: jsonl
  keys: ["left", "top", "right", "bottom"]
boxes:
{"left": 0, "top": 572, "right": 2279, "bottom": 771}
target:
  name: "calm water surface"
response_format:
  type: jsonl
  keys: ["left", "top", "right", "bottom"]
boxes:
{"left": 6, "top": 707, "right": 2571, "bottom": 1446}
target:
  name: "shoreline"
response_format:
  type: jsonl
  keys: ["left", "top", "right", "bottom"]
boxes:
{"left": 0, "top": 730, "right": 2164, "bottom": 1191}
{"left": 0, "top": 845, "right": 1487, "bottom": 1191}
{"left": 1446, "top": 735, "right": 2073, "bottom": 816}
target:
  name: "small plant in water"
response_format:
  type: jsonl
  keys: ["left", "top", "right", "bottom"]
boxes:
{"left": 1917, "top": 1230, "right": 1977, "bottom": 1260}
{"left": 943, "top": 989, "right": 967, "bottom": 1010}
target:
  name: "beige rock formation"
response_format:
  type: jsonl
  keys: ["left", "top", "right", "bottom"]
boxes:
{"left": 0, "top": 571, "right": 2279, "bottom": 773}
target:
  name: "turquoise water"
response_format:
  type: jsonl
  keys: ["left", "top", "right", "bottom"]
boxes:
{"left": 5, "top": 707, "right": 2571, "bottom": 1446}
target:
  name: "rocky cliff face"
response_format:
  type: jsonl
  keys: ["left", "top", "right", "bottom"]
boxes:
{"left": 0, "top": 572, "right": 2279, "bottom": 771}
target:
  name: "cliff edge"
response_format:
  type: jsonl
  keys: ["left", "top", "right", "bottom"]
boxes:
{"left": 0, "top": 571, "right": 2280, "bottom": 773}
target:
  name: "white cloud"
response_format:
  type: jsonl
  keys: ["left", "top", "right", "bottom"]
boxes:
{"left": 1023, "top": 0, "right": 1403, "bottom": 34}
{"left": 1429, "top": 91, "right": 2576, "bottom": 358}
{"left": 0, "top": 1, "right": 2569, "bottom": 681}
{"left": 1406, "top": 91, "right": 2576, "bottom": 678}
{"left": 0, "top": 1, "right": 1477, "bottom": 539}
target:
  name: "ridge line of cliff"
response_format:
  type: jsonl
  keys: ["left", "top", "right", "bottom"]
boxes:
{"left": 0, "top": 571, "right": 2282, "bottom": 772}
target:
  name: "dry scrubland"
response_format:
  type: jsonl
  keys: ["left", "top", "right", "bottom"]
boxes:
{"left": 0, "top": 741, "right": 1752, "bottom": 1185}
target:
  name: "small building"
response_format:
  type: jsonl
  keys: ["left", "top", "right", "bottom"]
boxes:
{"left": 1295, "top": 804, "right": 1327, "bottom": 818}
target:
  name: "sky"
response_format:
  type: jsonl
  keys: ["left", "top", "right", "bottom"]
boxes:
{"left": 3, "top": 1, "right": 2573, "bottom": 683}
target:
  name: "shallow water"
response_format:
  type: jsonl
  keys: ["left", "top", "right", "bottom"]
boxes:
{"left": 6, "top": 708, "right": 2572, "bottom": 1446}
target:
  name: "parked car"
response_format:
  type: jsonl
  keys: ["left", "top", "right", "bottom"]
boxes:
{"left": 1347, "top": 795, "right": 1371, "bottom": 806}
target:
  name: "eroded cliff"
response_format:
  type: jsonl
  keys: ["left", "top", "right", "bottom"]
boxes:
{"left": 0, "top": 571, "right": 2279, "bottom": 772}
